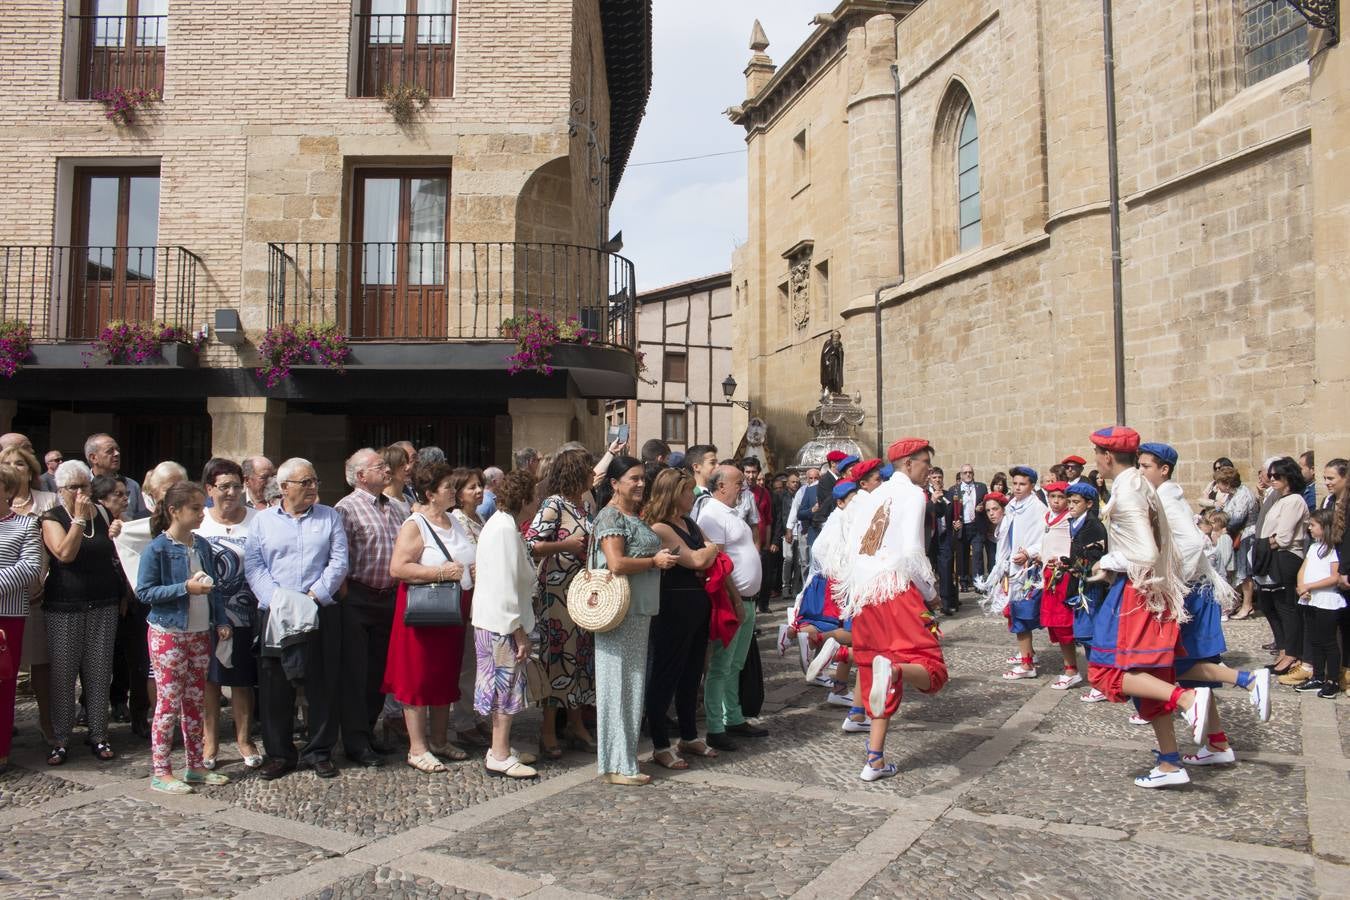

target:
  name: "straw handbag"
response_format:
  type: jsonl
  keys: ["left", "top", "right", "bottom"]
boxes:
{"left": 566, "top": 536, "right": 630, "bottom": 633}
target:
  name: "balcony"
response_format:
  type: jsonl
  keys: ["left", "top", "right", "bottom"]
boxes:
{"left": 267, "top": 241, "right": 637, "bottom": 396}
{"left": 0, "top": 244, "right": 200, "bottom": 364}
{"left": 354, "top": 11, "right": 455, "bottom": 98}
{"left": 70, "top": 13, "right": 167, "bottom": 98}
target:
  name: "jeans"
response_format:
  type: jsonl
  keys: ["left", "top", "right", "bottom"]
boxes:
{"left": 1303, "top": 605, "right": 1342, "bottom": 682}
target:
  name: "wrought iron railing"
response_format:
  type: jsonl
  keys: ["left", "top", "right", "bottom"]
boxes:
{"left": 267, "top": 241, "right": 636, "bottom": 350}
{"left": 354, "top": 12, "right": 455, "bottom": 98}
{"left": 70, "top": 14, "right": 167, "bottom": 98}
{"left": 0, "top": 245, "right": 200, "bottom": 341}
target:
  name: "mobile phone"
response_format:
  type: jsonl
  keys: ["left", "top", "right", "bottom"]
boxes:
{"left": 617, "top": 424, "right": 630, "bottom": 443}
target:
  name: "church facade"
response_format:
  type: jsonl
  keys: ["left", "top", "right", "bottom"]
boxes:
{"left": 728, "top": 0, "right": 1344, "bottom": 488}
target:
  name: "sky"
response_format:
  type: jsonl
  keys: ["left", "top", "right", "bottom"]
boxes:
{"left": 609, "top": 0, "right": 825, "bottom": 292}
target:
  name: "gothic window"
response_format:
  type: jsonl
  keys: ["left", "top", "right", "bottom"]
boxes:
{"left": 957, "top": 105, "right": 980, "bottom": 253}
{"left": 1239, "top": 0, "right": 1308, "bottom": 86}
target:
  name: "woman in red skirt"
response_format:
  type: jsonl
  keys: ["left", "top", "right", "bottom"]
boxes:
{"left": 386, "top": 461, "right": 476, "bottom": 773}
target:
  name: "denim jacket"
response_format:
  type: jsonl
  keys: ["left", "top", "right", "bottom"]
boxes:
{"left": 135, "top": 532, "right": 225, "bottom": 631}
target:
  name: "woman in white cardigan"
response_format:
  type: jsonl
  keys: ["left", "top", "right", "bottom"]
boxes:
{"left": 471, "top": 469, "right": 540, "bottom": 779}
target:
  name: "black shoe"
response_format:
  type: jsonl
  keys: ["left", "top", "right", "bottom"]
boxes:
{"left": 347, "top": 749, "right": 384, "bottom": 768}
{"left": 1294, "top": 678, "right": 1325, "bottom": 694}
{"left": 311, "top": 759, "right": 339, "bottom": 778}
{"left": 1319, "top": 683, "right": 1340, "bottom": 699}
{"left": 726, "top": 722, "right": 768, "bottom": 738}
{"left": 259, "top": 759, "right": 296, "bottom": 780}
{"left": 110, "top": 703, "right": 130, "bottom": 723}
{"left": 1262, "top": 641, "right": 1277, "bottom": 651}
{"left": 757, "top": 602, "right": 771, "bottom": 614}
{"left": 706, "top": 732, "right": 739, "bottom": 752}
{"left": 368, "top": 738, "right": 392, "bottom": 755}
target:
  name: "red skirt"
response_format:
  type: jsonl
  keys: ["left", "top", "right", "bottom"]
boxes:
{"left": 382, "top": 583, "right": 471, "bottom": 706}
{"left": 1040, "top": 567, "right": 1075, "bottom": 644}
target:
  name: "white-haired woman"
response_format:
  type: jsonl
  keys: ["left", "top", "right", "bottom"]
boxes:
{"left": 41, "top": 460, "right": 124, "bottom": 764}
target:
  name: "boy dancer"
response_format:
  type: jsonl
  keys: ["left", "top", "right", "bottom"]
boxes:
{"left": 1086, "top": 426, "right": 1210, "bottom": 788}
{"left": 1060, "top": 483, "right": 1110, "bottom": 700}
{"left": 1138, "top": 442, "right": 1271, "bottom": 766}
{"left": 990, "top": 466, "right": 1048, "bottom": 680}
{"left": 1034, "top": 482, "right": 1081, "bottom": 688}
{"left": 839, "top": 439, "right": 948, "bottom": 781}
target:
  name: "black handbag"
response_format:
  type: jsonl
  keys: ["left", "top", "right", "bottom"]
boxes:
{"left": 404, "top": 515, "right": 464, "bottom": 627}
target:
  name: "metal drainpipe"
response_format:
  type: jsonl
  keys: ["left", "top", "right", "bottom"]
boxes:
{"left": 1102, "top": 0, "right": 1127, "bottom": 424}
{"left": 874, "top": 63, "right": 906, "bottom": 453}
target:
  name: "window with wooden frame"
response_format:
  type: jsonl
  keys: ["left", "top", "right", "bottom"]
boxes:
{"left": 75, "top": 0, "right": 167, "bottom": 98}
{"left": 663, "top": 351, "right": 688, "bottom": 383}
{"left": 356, "top": 0, "right": 457, "bottom": 98}
{"left": 661, "top": 408, "right": 687, "bottom": 444}
{"left": 68, "top": 166, "right": 161, "bottom": 339}
{"left": 352, "top": 168, "right": 451, "bottom": 338}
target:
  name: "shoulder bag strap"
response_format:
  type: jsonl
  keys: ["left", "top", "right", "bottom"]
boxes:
{"left": 417, "top": 514, "right": 455, "bottom": 568}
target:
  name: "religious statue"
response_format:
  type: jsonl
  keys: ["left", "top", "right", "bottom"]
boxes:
{"left": 820, "top": 330, "right": 844, "bottom": 396}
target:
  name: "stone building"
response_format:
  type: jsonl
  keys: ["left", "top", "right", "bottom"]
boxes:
{"left": 605, "top": 271, "right": 738, "bottom": 457}
{"left": 0, "top": 0, "right": 649, "bottom": 492}
{"left": 729, "top": 0, "right": 1342, "bottom": 490}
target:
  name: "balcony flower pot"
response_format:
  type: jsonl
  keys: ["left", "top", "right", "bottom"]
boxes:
{"left": 0, "top": 320, "right": 33, "bottom": 378}
{"left": 83, "top": 321, "right": 205, "bottom": 368}
{"left": 256, "top": 322, "right": 350, "bottom": 388}
{"left": 499, "top": 311, "right": 596, "bottom": 376}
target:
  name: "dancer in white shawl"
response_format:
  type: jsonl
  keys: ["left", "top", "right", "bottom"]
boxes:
{"left": 984, "top": 466, "right": 1048, "bottom": 680}
{"left": 1137, "top": 442, "right": 1272, "bottom": 770}
{"left": 1083, "top": 426, "right": 1210, "bottom": 789}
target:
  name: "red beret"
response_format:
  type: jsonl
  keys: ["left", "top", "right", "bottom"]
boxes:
{"left": 984, "top": 491, "right": 1009, "bottom": 506}
{"left": 1060, "top": 455, "right": 1086, "bottom": 466}
{"left": 1090, "top": 426, "right": 1140, "bottom": 453}
{"left": 825, "top": 450, "right": 847, "bottom": 463}
{"left": 1044, "top": 481, "right": 1070, "bottom": 494}
{"left": 851, "top": 458, "right": 883, "bottom": 480}
{"left": 886, "top": 437, "right": 932, "bottom": 462}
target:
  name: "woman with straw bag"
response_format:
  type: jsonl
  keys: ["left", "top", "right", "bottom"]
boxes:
{"left": 586, "top": 456, "right": 678, "bottom": 785}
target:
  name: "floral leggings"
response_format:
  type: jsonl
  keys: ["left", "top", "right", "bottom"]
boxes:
{"left": 148, "top": 627, "right": 210, "bottom": 777}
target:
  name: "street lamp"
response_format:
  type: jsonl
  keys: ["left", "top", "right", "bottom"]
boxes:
{"left": 722, "top": 374, "right": 751, "bottom": 410}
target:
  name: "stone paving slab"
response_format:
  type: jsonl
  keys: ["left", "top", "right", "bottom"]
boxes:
{"left": 431, "top": 779, "right": 875, "bottom": 899}
{"left": 957, "top": 741, "right": 1311, "bottom": 850}
{"left": 0, "top": 766, "right": 90, "bottom": 810}
{"left": 897, "top": 677, "right": 1039, "bottom": 729}
{"left": 0, "top": 795, "right": 331, "bottom": 897}
{"left": 303, "top": 865, "right": 491, "bottom": 900}
{"left": 855, "top": 817, "right": 1317, "bottom": 900}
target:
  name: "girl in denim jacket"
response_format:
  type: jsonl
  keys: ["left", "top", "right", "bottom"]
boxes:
{"left": 136, "top": 481, "right": 231, "bottom": 794}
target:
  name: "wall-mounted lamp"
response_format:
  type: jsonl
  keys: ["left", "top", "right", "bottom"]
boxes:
{"left": 722, "top": 374, "right": 751, "bottom": 410}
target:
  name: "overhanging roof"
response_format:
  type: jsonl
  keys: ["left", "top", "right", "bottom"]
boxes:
{"left": 600, "top": 0, "right": 653, "bottom": 197}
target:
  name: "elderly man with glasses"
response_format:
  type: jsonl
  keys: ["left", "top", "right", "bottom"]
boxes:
{"left": 947, "top": 465, "right": 988, "bottom": 593}
{"left": 244, "top": 458, "right": 349, "bottom": 780}
{"left": 84, "top": 433, "right": 150, "bottom": 520}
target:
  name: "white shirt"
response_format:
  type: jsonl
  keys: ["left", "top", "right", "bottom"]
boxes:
{"left": 471, "top": 511, "right": 537, "bottom": 635}
{"left": 1156, "top": 481, "right": 1211, "bottom": 585}
{"left": 1301, "top": 544, "right": 1343, "bottom": 610}
{"left": 959, "top": 481, "right": 977, "bottom": 524}
{"left": 734, "top": 487, "right": 759, "bottom": 526}
{"left": 787, "top": 483, "right": 810, "bottom": 537}
{"left": 698, "top": 497, "right": 762, "bottom": 596}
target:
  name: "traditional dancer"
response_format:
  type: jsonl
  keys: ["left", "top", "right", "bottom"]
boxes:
{"left": 1137, "top": 442, "right": 1271, "bottom": 767}
{"left": 987, "top": 466, "right": 1048, "bottom": 680}
{"left": 1034, "top": 482, "right": 1082, "bottom": 688}
{"left": 1085, "top": 426, "right": 1210, "bottom": 789}
{"left": 1062, "top": 483, "right": 1110, "bottom": 701}
{"left": 838, "top": 438, "right": 948, "bottom": 782}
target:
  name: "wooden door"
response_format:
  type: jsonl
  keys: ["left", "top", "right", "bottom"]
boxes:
{"left": 353, "top": 170, "right": 449, "bottom": 338}
{"left": 80, "top": 0, "right": 166, "bottom": 97}
{"left": 69, "top": 168, "right": 160, "bottom": 339}
{"left": 360, "top": 0, "right": 455, "bottom": 98}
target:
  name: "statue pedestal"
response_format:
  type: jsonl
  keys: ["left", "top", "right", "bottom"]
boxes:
{"left": 791, "top": 392, "right": 868, "bottom": 471}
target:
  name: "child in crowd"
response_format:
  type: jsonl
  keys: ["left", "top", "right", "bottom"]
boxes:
{"left": 1296, "top": 509, "right": 1342, "bottom": 699}
{"left": 1035, "top": 483, "right": 1083, "bottom": 689}
{"left": 135, "top": 482, "right": 230, "bottom": 795}
{"left": 995, "top": 466, "right": 1048, "bottom": 680}
{"left": 1061, "top": 484, "right": 1109, "bottom": 701}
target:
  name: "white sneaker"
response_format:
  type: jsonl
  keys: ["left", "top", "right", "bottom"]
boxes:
{"left": 1133, "top": 765, "right": 1190, "bottom": 788}
{"left": 1081, "top": 689, "right": 1108, "bottom": 703}
{"left": 805, "top": 637, "right": 840, "bottom": 684}
{"left": 1249, "top": 669, "right": 1271, "bottom": 723}
{"left": 1182, "top": 687, "right": 1212, "bottom": 746}
{"left": 1002, "top": 664, "right": 1038, "bottom": 681}
{"left": 869, "top": 657, "right": 893, "bottom": 718}
{"left": 1128, "top": 714, "right": 1149, "bottom": 725}
{"left": 777, "top": 624, "right": 792, "bottom": 657}
{"left": 813, "top": 673, "right": 835, "bottom": 688}
{"left": 826, "top": 690, "right": 854, "bottom": 707}
{"left": 484, "top": 752, "right": 537, "bottom": 780}
{"left": 1050, "top": 672, "right": 1083, "bottom": 690}
{"left": 1182, "top": 745, "right": 1236, "bottom": 766}
{"left": 859, "top": 760, "right": 898, "bottom": 782}
{"left": 841, "top": 715, "right": 871, "bottom": 733}
{"left": 797, "top": 633, "right": 813, "bottom": 673}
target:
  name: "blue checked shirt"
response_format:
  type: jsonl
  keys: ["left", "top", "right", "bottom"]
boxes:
{"left": 244, "top": 503, "right": 349, "bottom": 610}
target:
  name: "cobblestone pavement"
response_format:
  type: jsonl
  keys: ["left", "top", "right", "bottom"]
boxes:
{"left": 2, "top": 596, "right": 1348, "bottom": 898}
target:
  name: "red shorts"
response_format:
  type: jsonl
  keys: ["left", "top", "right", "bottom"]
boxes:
{"left": 1047, "top": 626, "right": 1075, "bottom": 645}
{"left": 852, "top": 586, "right": 948, "bottom": 719}
{"left": 1087, "top": 664, "right": 1177, "bottom": 721}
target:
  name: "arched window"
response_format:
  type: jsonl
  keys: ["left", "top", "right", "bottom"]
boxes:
{"left": 957, "top": 105, "right": 980, "bottom": 252}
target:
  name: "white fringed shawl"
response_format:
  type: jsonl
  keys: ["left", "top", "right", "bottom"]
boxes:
{"left": 1098, "top": 467, "right": 1189, "bottom": 623}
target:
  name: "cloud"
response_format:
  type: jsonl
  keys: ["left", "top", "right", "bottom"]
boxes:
{"left": 611, "top": 0, "right": 824, "bottom": 291}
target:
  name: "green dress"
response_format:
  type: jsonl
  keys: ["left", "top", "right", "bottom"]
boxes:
{"left": 590, "top": 505, "right": 660, "bottom": 776}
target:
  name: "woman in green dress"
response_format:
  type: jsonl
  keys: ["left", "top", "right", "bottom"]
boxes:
{"left": 591, "top": 456, "right": 679, "bottom": 785}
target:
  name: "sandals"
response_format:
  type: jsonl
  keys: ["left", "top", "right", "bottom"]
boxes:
{"left": 47, "top": 746, "right": 67, "bottom": 766}
{"left": 859, "top": 749, "right": 898, "bottom": 783}
{"left": 91, "top": 741, "right": 115, "bottom": 761}
{"left": 184, "top": 769, "right": 230, "bottom": 786}
{"left": 563, "top": 728, "right": 598, "bottom": 753}
{"left": 407, "top": 751, "right": 448, "bottom": 773}
{"left": 677, "top": 739, "right": 719, "bottom": 759}
{"left": 602, "top": 772, "right": 652, "bottom": 786}
{"left": 652, "top": 748, "right": 689, "bottom": 770}
{"left": 538, "top": 740, "right": 565, "bottom": 761}
{"left": 430, "top": 742, "right": 469, "bottom": 762}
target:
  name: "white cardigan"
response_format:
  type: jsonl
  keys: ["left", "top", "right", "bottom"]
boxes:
{"left": 470, "top": 510, "right": 537, "bottom": 636}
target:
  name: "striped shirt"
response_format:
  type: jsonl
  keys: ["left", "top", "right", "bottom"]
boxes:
{"left": 335, "top": 487, "right": 408, "bottom": 590}
{"left": 0, "top": 513, "right": 43, "bottom": 618}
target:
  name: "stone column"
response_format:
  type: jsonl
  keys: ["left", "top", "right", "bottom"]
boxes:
{"left": 207, "top": 397, "right": 286, "bottom": 464}
{"left": 844, "top": 15, "right": 900, "bottom": 304}
{"left": 507, "top": 398, "right": 584, "bottom": 462}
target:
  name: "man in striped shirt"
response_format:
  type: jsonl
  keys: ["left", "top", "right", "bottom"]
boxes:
{"left": 335, "top": 448, "right": 409, "bottom": 767}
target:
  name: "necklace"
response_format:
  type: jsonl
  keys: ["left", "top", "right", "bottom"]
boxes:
{"left": 12, "top": 494, "right": 32, "bottom": 510}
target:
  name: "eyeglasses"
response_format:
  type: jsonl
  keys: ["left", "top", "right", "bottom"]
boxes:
{"left": 213, "top": 482, "right": 244, "bottom": 492}
{"left": 283, "top": 478, "right": 320, "bottom": 488}
{"left": 60, "top": 483, "right": 90, "bottom": 492}
{"left": 109, "top": 489, "right": 128, "bottom": 498}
